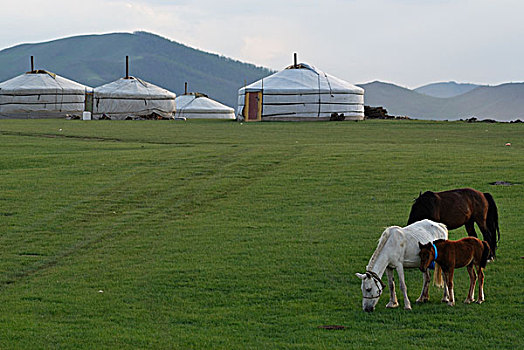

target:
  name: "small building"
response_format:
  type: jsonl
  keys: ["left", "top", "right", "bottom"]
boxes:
{"left": 92, "top": 57, "right": 176, "bottom": 120}
{"left": 175, "top": 92, "right": 235, "bottom": 120}
{"left": 92, "top": 77, "right": 176, "bottom": 120}
{"left": 0, "top": 69, "right": 91, "bottom": 119}
{"left": 237, "top": 56, "right": 364, "bottom": 121}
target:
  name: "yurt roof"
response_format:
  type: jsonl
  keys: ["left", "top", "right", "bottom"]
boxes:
{"left": 94, "top": 77, "right": 176, "bottom": 99}
{"left": 176, "top": 93, "right": 234, "bottom": 113}
{"left": 0, "top": 70, "right": 91, "bottom": 94}
{"left": 240, "top": 63, "right": 363, "bottom": 95}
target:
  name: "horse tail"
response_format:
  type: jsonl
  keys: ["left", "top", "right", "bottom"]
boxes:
{"left": 480, "top": 241, "right": 490, "bottom": 268}
{"left": 433, "top": 263, "right": 444, "bottom": 288}
{"left": 484, "top": 192, "right": 500, "bottom": 254}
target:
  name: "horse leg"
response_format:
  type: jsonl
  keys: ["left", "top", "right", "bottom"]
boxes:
{"left": 441, "top": 271, "right": 450, "bottom": 303}
{"left": 476, "top": 266, "right": 485, "bottom": 304}
{"left": 396, "top": 264, "right": 411, "bottom": 310}
{"left": 465, "top": 220, "right": 478, "bottom": 237}
{"left": 464, "top": 264, "right": 477, "bottom": 304}
{"left": 416, "top": 269, "right": 430, "bottom": 303}
{"left": 385, "top": 267, "right": 399, "bottom": 308}
{"left": 446, "top": 268, "right": 455, "bottom": 306}
{"left": 477, "top": 221, "right": 495, "bottom": 260}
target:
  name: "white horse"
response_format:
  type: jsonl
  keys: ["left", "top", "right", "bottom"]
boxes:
{"left": 355, "top": 219, "right": 448, "bottom": 312}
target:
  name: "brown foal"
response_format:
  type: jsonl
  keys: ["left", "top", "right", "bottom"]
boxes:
{"left": 418, "top": 237, "right": 490, "bottom": 306}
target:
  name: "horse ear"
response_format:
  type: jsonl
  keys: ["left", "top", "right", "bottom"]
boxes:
{"left": 418, "top": 242, "right": 424, "bottom": 249}
{"left": 355, "top": 273, "right": 366, "bottom": 280}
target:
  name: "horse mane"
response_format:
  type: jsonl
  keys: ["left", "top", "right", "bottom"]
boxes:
{"left": 368, "top": 227, "right": 393, "bottom": 268}
{"left": 413, "top": 191, "right": 438, "bottom": 217}
{"left": 417, "top": 191, "right": 437, "bottom": 203}
{"left": 432, "top": 239, "right": 446, "bottom": 244}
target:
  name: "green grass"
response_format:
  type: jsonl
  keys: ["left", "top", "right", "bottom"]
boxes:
{"left": 0, "top": 119, "right": 522, "bottom": 349}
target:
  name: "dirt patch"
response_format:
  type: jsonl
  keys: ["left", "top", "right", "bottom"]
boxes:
{"left": 318, "top": 325, "right": 346, "bottom": 330}
{"left": 489, "top": 181, "right": 517, "bottom": 186}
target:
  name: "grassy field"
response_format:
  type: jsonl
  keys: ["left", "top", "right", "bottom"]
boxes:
{"left": 0, "top": 119, "right": 522, "bottom": 349}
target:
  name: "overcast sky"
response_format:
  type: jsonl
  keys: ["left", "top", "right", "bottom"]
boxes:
{"left": 1, "top": 0, "right": 523, "bottom": 88}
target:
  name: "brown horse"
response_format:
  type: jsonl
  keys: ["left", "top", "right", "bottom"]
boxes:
{"left": 418, "top": 237, "right": 490, "bottom": 306}
{"left": 407, "top": 188, "right": 500, "bottom": 259}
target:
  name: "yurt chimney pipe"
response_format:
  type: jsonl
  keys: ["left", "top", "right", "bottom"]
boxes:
{"left": 294, "top": 53, "right": 297, "bottom": 68}
{"left": 185, "top": 82, "right": 188, "bottom": 94}
{"left": 125, "top": 56, "right": 129, "bottom": 79}
{"left": 31, "top": 56, "right": 34, "bottom": 72}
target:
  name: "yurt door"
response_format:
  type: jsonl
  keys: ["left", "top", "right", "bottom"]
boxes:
{"left": 244, "top": 91, "right": 262, "bottom": 121}
{"left": 85, "top": 91, "right": 93, "bottom": 112}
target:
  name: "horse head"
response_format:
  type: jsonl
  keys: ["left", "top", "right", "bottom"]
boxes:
{"left": 407, "top": 191, "right": 437, "bottom": 225}
{"left": 356, "top": 271, "right": 386, "bottom": 312}
{"left": 418, "top": 242, "right": 434, "bottom": 272}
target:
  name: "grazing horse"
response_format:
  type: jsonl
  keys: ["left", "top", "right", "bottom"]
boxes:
{"left": 418, "top": 237, "right": 490, "bottom": 306}
{"left": 356, "top": 219, "right": 448, "bottom": 312}
{"left": 407, "top": 188, "right": 500, "bottom": 259}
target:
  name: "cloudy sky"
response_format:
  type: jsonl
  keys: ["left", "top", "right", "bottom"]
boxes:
{"left": 1, "top": 0, "right": 522, "bottom": 88}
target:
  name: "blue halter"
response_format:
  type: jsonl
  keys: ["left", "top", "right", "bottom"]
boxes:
{"left": 428, "top": 243, "right": 438, "bottom": 270}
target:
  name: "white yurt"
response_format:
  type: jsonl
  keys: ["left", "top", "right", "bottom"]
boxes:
{"left": 175, "top": 91, "right": 235, "bottom": 120}
{"left": 92, "top": 57, "right": 176, "bottom": 120}
{"left": 237, "top": 55, "right": 364, "bottom": 121}
{"left": 0, "top": 69, "right": 91, "bottom": 119}
{"left": 93, "top": 77, "right": 177, "bottom": 120}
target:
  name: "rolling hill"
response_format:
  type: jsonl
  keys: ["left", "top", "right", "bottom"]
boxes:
{"left": 0, "top": 31, "right": 273, "bottom": 108}
{"left": 1, "top": 31, "right": 523, "bottom": 121}
{"left": 359, "top": 81, "right": 524, "bottom": 121}
{"left": 414, "top": 81, "right": 481, "bottom": 98}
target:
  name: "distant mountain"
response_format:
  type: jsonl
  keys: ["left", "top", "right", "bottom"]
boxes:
{"left": 442, "top": 83, "right": 524, "bottom": 121}
{"left": 414, "top": 81, "right": 481, "bottom": 98}
{"left": 358, "top": 81, "right": 444, "bottom": 118}
{"left": 0, "top": 31, "right": 273, "bottom": 108}
{"left": 2, "top": 32, "right": 522, "bottom": 121}
{"left": 359, "top": 81, "right": 524, "bottom": 121}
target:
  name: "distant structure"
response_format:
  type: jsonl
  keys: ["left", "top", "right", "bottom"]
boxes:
{"left": 0, "top": 56, "right": 91, "bottom": 118}
{"left": 237, "top": 53, "right": 364, "bottom": 121}
{"left": 92, "top": 56, "right": 176, "bottom": 120}
{"left": 175, "top": 82, "right": 235, "bottom": 120}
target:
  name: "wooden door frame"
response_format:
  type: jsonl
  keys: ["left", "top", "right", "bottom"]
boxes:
{"left": 244, "top": 91, "right": 262, "bottom": 121}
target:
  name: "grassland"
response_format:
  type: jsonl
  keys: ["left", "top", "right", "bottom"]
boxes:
{"left": 0, "top": 119, "right": 522, "bottom": 349}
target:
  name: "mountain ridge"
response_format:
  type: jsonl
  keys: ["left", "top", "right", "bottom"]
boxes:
{"left": 1, "top": 32, "right": 522, "bottom": 121}
{"left": 359, "top": 80, "right": 524, "bottom": 121}
{"left": 414, "top": 81, "right": 481, "bottom": 98}
{"left": 0, "top": 31, "right": 273, "bottom": 108}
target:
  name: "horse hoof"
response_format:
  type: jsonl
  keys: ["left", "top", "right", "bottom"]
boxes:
{"left": 416, "top": 297, "right": 429, "bottom": 304}
{"left": 386, "top": 302, "right": 399, "bottom": 308}
{"left": 464, "top": 299, "right": 474, "bottom": 304}
{"left": 404, "top": 305, "right": 412, "bottom": 310}
{"left": 476, "top": 299, "right": 484, "bottom": 304}
{"left": 447, "top": 302, "right": 455, "bottom": 307}
{"left": 441, "top": 299, "right": 449, "bottom": 303}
